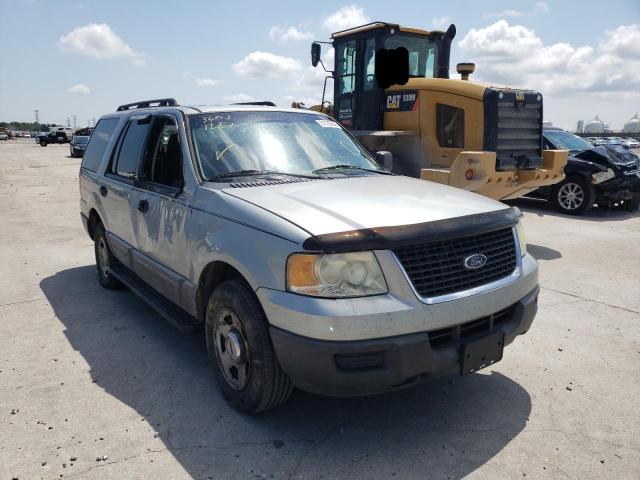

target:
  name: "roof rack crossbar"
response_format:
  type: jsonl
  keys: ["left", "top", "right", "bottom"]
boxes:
{"left": 231, "top": 101, "right": 277, "bottom": 107}
{"left": 116, "top": 98, "right": 179, "bottom": 112}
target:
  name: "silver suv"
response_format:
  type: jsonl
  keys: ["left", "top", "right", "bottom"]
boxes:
{"left": 79, "top": 98, "right": 539, "bottom": 413}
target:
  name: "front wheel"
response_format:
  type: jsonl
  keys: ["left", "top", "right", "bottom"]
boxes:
{"left": 623, "top": 198, "right": 639, "bottom": 212}
{"left": 205, "top": 280, "right": 293, "bottom": 413}
{"left": 552, "top": 176, "right": 595, "bottom": 215}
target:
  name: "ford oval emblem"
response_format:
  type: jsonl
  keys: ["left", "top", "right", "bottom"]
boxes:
{"left": 464, "top": 253, "right": 487, "bottom": 270}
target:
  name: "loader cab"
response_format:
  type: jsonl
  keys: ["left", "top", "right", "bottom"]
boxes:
{"left": 325, "top": 22, "right": 455, "bottom": 132}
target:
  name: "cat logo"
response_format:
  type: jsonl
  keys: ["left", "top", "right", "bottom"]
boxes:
{"left": 515, "top": 91, "right": 525, "bottom": 101}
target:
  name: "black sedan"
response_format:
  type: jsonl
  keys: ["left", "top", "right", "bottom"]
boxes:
{"left": 529, "top": 127, "right": 640, "bottom": 214}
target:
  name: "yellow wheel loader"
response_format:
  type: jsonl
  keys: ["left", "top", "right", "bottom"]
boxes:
{"left": 298, "top": 22, "right": 567, "bottom": 200}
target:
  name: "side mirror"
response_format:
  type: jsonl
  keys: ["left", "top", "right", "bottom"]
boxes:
{"left": 375, "top": 151, "right": 393, "bottom": 171}
{"left": 311, "top": 42, "right": 321, "bottom": 67}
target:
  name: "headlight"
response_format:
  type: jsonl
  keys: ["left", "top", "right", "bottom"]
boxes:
{"left": 515, "top": 222, "right": 526, "bottom": 257}
{"left": 287, "top": 252, "right": 387, "bottom": 298}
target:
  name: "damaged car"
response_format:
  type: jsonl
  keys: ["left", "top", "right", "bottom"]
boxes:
{"left": 529, "top": 127, "right": 640, "bottom": 214}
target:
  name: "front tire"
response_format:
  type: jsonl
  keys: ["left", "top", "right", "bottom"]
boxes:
{"left": 552, "top": 176, "right": 595, "bottom": 215}
{"left": 94, "top": 224, "right": 123, "bottom": 290}
{"left": 205, "top": 280, "right": 293, "bottom": 413}
{"left": 623, "top": 198, "right": 639, "bottom": 212}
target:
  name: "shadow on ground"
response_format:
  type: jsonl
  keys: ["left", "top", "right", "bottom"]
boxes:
{"left": 507, "top": 197, "right": 638, "bottom": 222}
{"left": 527, "top": 243, "right": 562, "bottom": 261}
{"left": 41, "top": 266, "right": 532, "bottom": 479}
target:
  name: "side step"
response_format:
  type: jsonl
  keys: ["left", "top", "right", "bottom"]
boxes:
{"left": 110, "top": 264, "right": 200, "bottom": 334}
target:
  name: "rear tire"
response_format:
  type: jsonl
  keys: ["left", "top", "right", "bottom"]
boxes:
{"left": 205, "top": 280, "right": 293, "bottom": 414}
{"left": 552, "top": 176, "right": 595, "bottom": 215}
{"left": 94, "top": 223, "right": 123, "bottom": 290}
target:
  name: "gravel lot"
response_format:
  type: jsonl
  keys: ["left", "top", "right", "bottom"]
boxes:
{"left": 1, "top": 140, "right": 639, "bottom": 480}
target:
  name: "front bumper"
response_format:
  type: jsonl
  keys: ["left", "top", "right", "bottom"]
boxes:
{"left": 271, "top": 285, "right": 539, "bottom": 396}
{"left": 596, "top": 173, "right": 640, "bottom": 201}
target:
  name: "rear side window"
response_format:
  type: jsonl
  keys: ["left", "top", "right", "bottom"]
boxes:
{"left": 436, "top": 104, "right": 465, "bottom": 148}
{"left": 82, "top": 118, "right": 119, "bottom": 172}
{"left": 113, "top": 121, "right": 151, "bottom": 179}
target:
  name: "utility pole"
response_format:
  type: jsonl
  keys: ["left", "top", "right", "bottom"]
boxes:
{"left": 34, "top": 110, "right": 40, "bottom": 124}
{"left": 73, "top": 115, "right": 77, "bottom": 129}
{"left": 66, "top": 117, "right": 71, "bottom": 128}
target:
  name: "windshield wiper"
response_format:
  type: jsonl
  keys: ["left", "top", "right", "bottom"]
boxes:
{"left": 210, "top": 169, "right": 318, "bottom": 181}
{"left": 312, "top": 165, "right": 391, "bottom": 175}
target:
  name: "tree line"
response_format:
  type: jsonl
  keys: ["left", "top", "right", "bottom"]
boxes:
{"left": 0, "top": 121, "right": 54, "bottom": 132}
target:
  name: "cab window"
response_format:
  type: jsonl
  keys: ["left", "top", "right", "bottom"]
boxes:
{"left": 141, "top": 117, "right": 183, "bottom": 189}
{"left": 336, "top": 40, "right": 357, "bottom": 95}
{"left": 436, "top": 104, "right": 465, "bottom": 148}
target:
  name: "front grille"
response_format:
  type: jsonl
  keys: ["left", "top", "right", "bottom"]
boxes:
{"left": 393, "top": 227, "right": 517, "bottom": 298}
{"left": 427, "top": 306, "right": 513, "bottom": 349}
{"left": 484, "top": 89, "right": 543, "bottom": 170}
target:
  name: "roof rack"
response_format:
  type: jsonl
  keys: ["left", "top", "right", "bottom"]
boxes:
{"left": 116, "top": 98, "right": 179, "bottom": 112}
{"left": 231, "top": 101, "right": 277, "bottom": 107}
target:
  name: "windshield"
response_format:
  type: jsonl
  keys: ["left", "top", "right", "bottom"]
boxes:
{"left": 188, "top": 111, "right": 383, "bottom": 180}
{"left": 74, "top": 136, "right": 89, "bottom": 144}
{"left": 384, "top": 33, "right": 438, "bottom": 78}
{"left": 544, "top": 130, "right": 592, "bottom": 152}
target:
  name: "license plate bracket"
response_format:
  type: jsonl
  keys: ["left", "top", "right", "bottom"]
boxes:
{"left": 460, "top": 331, "right": 505, "bottom": 375}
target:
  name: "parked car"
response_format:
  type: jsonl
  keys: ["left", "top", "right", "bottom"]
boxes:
{"left": 0, "top": 132, "right": 8, "bottom": 141}
{"left": 79, "top": 99, "right": 539, "bottom": 413}
{"left": 530, "top": 127, "right": 640, "bottom": 214}
{"left": 70, "top": 135, "right": 90, "bottom": 157}
{"left": 36, "top": 131, "right": 70, "bottom": 146}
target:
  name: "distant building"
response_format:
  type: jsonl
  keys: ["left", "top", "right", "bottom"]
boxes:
{"left": 623, "top": 113, "right": 640, "bottom": 134}
{"left": 584, "top": 115, "right": 606, "bottom": 134}
{"left": 576, "top": 120, "right": 584, "bottom": 133}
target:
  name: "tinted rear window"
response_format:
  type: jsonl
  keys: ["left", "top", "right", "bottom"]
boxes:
{"left": 114, "top": 121, "right": 151, "bottom": 178}
{"left": 81, "top": 118, "right": 119, "bottom": 172}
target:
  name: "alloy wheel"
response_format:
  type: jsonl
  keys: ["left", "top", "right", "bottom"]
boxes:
{"left": 558, "top": 182, "right": 585, "bottom": 210}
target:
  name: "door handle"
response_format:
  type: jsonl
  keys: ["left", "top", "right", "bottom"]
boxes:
{"left": 99, "top": 186, "right": 108, "bottom": 197}
{"left": 138, "top": 199, "right": 149, "bottom": 213}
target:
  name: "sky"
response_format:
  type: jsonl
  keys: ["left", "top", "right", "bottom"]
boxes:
{"left": 1, "top": 0, "right": 639, "bottom": 131}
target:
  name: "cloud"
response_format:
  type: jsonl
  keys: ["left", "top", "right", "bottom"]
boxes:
{"left": 195, "top": 77, "right": 220, "bottom": 87}
{"left": 269, "top": 24, "right": 313, "bottom": 43}
{"left": 484, "top": 2, "right": 550, "bottom": 19}
{"left": 535, "top": 2, "right": 550, "bottom": 14}
{"left": 223, "top": 93, "right": 255, "bottom": 103}
{"left": 458, "top": 20, "right": 640, "bottom": 96}
{"left": 322, "top": 4, "right": 370, "bottom": 32}
{"left": 68, "top": 84, "right": 91, "bottom": 94}
{"left": 232, "top": 51, "right": 303, "bottom": 78}
{"left": 432, "top": 16, "right": 452, "bottom": 30}
{"left": 59, "top": 23, "right": 145, "bottom": 65}
{"left": 483, "top": 9, "right": 523, "bottom": 19}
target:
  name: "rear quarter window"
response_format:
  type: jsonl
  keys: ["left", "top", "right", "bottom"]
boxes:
{"left": 81, "top": 118, "right": 119, "bottom": 172}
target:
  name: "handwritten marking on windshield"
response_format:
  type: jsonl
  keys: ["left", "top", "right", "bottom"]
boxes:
{"left": 216, "top": 144, "right": 235, "bottom": 161}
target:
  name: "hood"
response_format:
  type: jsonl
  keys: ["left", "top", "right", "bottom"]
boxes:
{"left": 221, "top": 175, "right": 506, "bottom": 236}
{"left": 574, "top": 145, "right": 640, "bottom": 170}
{"left": 388, "top": 78, "right": 531, "bottom": 101}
